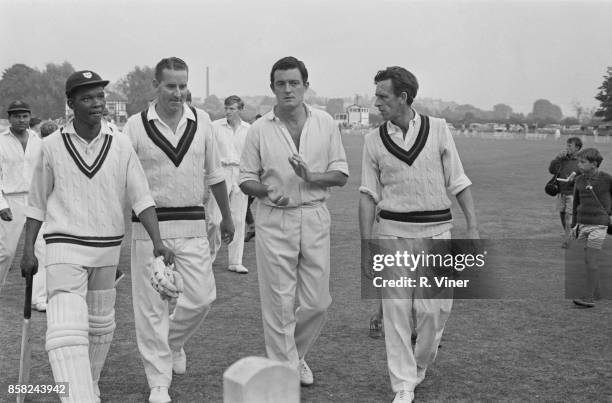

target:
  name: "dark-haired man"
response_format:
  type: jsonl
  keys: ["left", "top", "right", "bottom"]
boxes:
{"left": 207, "top": 95, "right": 250, "bottom": 273}
{"left": 21, "top": 70, "right": 174, "bottom": 403}
{"left": 240, "top": 56, "right": 349, "bottom": 386}
{"left": 0, "top": 101, "right": 41, "bottom": 294}
{"left": 359, "top": 66, "right": 478, "bottom": 403}
{"left": 123, "top": 57, "right": 233, "bottom": 403}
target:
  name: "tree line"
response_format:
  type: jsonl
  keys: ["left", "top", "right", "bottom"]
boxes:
{"left": 1, "top": 61, "right": 611, "bottom": 126}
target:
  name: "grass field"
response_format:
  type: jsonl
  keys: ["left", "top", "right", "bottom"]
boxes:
{"left": 1, "top": 133, "right": 612, "bottom": 402}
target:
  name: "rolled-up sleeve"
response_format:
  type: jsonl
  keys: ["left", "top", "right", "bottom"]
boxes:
{"left": 440, "top": 121, "right": 472, "bottom": 195}
{"left": 239, "top": 125, "right": 261, "bottom": 184}
{"left": 326, "top": 123, "right": 349, "bottom": 176}
{"left": 359, "top": 136, "right": 381, "bottom": 204}
{"left": 126, "top": 147, "right": 155, "bottom": 216}
{"left": 204, "top": 122, "right": 225, "bottom": 186}
{"left": 26, "top": 145, "right": 53, "bottom": 221}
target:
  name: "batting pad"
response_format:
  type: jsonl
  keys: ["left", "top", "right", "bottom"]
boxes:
{"left": 87, "top": 289, "right": 116, "bottom": 387}
{"left": 46, "top": 292, "right": 89, "bottom": 351}
{"left": 46, "top": 293, "right": 96, "bottom": 402}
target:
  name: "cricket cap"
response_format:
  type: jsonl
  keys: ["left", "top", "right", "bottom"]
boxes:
{"left": 65, "top": 70, "right": 109, "bottom": 97}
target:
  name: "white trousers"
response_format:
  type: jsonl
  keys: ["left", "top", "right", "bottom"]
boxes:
{"left": 131, "top": 236, "right": 216, "bottom": 388}
{"left": 255, "top": 202, "right": 332, "bottom": 367}
{"left": 207, "top": 166, "right": 248, "bottom": 266}
{"left": 32, "top": 230, "right": 47, "bottom": 304}
{"left": 0, "top": 194, "right": 27, "bottom": 292}
{"left": 377, "top": 231, "right": 453, "bottom": 392}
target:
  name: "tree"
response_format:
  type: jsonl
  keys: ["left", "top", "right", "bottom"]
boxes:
{"left": 117, "top": 66, "right": 155, "bottom": 116}
{"left": 0, "top": 62, "right": 75, "bottom": 119}
{"left": 202, "top": 94, "right": 223, "bottom": 117}
{"left": 326, "top": 98, "right": 344, "bottom": 117}
{"left": 530, "top": 99, "right": 563, "bottom": 123}
{"left": 0, "top": 64, "right": 39, "bottom": 115}
{"left": 492, "top": 104, "right": 513, "bottom": 121}
{"left": 595, "top": 66, "right": 612, "bottom": 121}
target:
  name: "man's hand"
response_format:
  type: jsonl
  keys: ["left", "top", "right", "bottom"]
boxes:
{"left": 153, "top": 243, "right": 175, "bottom": 266}
{"left": 361, "top": 240, "right": 376, "bottom": 280}
{"left": 20, "top": 251, "right": 38, "bottom": 277}
{"left": 288, "top": 154, "right": 312, "bottom": 182}
{"left": 267, "top": 184, "right": 291, "bottom": 206}
{"left": 220, "top": 217, "right": 235, "bottom": 244}
{"left": 0, "top": 208, "right": 13, "bottom": 221}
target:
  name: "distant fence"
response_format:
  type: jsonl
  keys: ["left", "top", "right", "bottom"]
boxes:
{"left": 340, "top": 127, "right": 612, "bottom": 144}
{"left": 451, "top": 130, "right": 612, "bottom": 143}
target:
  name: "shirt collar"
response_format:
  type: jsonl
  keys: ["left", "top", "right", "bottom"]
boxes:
{"left": 63, "top": 119, "right": 112, "bottom": 143}
{"left": 220, "top": 118, "right": 248, "bottom": 128}
{"left": 386, "top": 108, "right": 420, "bottom": 135}
{"left": 267, "top": 103, "right": 313, "bottom": 121}
{"left": 147, "top": 100, "right": 195, "bottom": 123}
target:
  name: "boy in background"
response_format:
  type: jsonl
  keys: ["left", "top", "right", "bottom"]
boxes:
{"left": 571, "top": 147, "right": 612, "bottom": 308}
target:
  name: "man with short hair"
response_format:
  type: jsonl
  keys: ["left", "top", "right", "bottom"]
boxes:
{"left": 359, "top": 66, "right": 478, "bottom": 403}
{"left": 240, "top": 56, "right": 349, "bottom": 386}
{"left": 21, "top": 70, "right": 174, "bottom": 403}
{"left": 0, "top": 101, "right": 42, "bottom": 294}
{"left": 207, "top": 95, "right": 250, "bottom": 273}
{"left": 123, "top": 57, "right": 234, "bottom": 403}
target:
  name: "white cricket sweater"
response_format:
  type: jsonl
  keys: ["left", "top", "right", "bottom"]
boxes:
{"left": 360, "top": 114, "right": 471, "bottom": 238}
{"left": 27, "top": 122, "right": 155, "bottom": 266}
{"left": 123, "top": 103, "right": 225, "bottom": 240}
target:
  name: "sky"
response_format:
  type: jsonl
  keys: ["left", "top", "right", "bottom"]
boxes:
{"left": 2, "top": 0, "right": 612, "bottom": 116}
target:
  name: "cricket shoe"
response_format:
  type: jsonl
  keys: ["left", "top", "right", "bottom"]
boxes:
{"left": 32, "top": 301, "right": 47, "bottom": 312}
{"left": 172, "top": 348, "right": 186, "bottom": 374}
{"left": 244, "top": 225, "right": 256, "bottom": 242}
{"left": 393, "top": 390, "right": 414, "bottom": 403}
{"left": 573, "top": 297, "right": 595, "bottom": 308}
{"left": 298, "top": 359, "right": 313, "bottom": 386}
{"left": 149, "top": 386, "right": 171, "bottom": 403}
{"left": 228, "top": 264, "right": 248, "bottom": 274}
{"left": 114, "top": 269, "right": 125, "bottom": 286}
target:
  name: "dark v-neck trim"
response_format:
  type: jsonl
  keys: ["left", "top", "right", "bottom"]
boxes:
{"left": 61, "top": 129, "right": 113, "bottom": 179}
{"left": 141, "top": 107, "right": 198, "bottom": 167}
{"left": 379, "top": 115, "right": 430, "bottom": 166}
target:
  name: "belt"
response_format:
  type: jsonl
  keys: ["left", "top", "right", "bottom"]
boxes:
{"left": 132, "top": 206, "right": 205, "bottom": 222}
{"left": 379, "top": 209, "right": 452, "bottom": 223}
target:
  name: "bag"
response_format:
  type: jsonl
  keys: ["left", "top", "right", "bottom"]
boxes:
{"left": 545, "top": 176, "right": 559, "bottom": 196}
{"left": 545, "top": 162, "right": 562, "bottom": 196}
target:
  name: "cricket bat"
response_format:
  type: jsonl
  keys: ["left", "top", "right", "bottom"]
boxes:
{"left": 17, "top": 274, "right": 33, "bottom": 403}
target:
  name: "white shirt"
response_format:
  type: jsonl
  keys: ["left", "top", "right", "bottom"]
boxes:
{"left": 213, "top": 118, "right": 250, "bottom": 166}
{"left": 240, "top": 104, "right": 349, "bottom": 208}
{"left": 0, "top": 129, "right": 42, "bottom": 210}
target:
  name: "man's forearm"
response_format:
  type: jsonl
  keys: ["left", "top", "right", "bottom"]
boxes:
{"left": 456, "top": 186, "right": 478, "bottom": 230}
{"left": 359, "top": 193, "right": 376, "bottom": 240}
{"left": 138, "top": 206, "right": 163, "bottom": 246}
{"left": 239, "top": 180, "right": 268, "bottom": 198}
{"left": 307, "top": 171, "right": 348, "bottom": 188}
{"left": 23, "top": 218, "right": 43, "bottom": 254}
{"left": 210, "top": 181, "right": 232, "bottom": 218}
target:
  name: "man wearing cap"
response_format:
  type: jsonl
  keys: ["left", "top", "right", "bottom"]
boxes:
{"left": 359, "top": 66, "right": 478, "bottom": 403}
{"left": 21, "top": 70, "right": 174, "bottom": 403}
{"left": 240, "top": 56, "right": 349, "bottom": 386}
{"left": 207, "top": 95, "right": 251, "bottom": 274}
{"left": 123, "top": 57, "right": 233, "bottom": 403}
{"left": 0, "top": 101, "right": 42, "bottom": 295}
